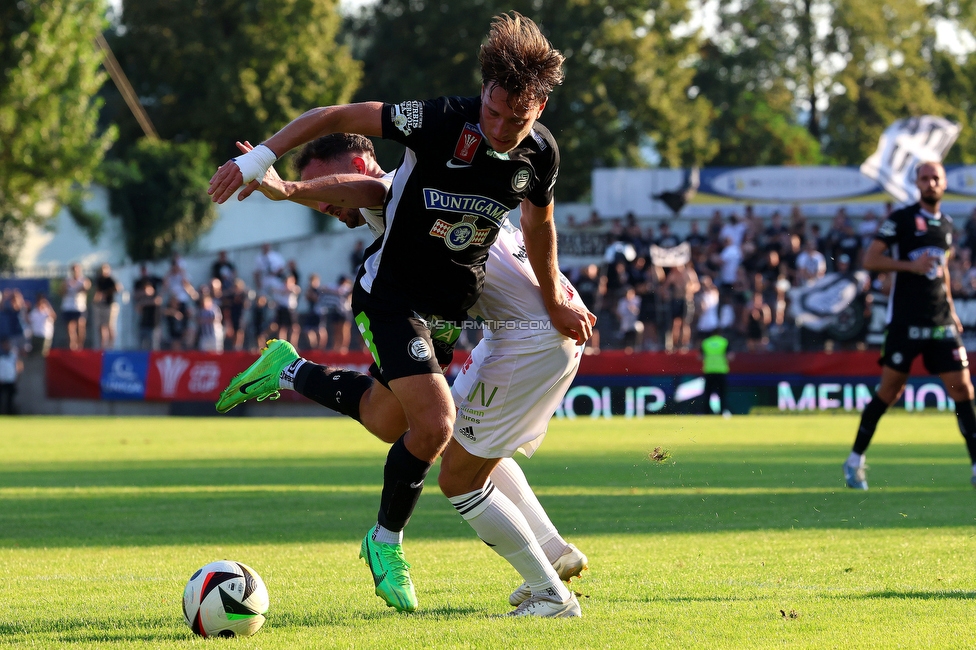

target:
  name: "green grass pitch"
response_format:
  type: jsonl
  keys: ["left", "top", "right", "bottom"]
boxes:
{"left": 0, "top": 414, "right": 974, "bottom": 648}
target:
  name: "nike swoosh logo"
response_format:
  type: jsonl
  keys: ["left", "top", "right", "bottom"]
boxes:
{"left": 371, "top": 551, "right": 388, "bottom": 586}
{"left": 409, "top": 481, "right": 424, "bottom": 489}
{"left": 239, "top": 375, "right": 270, "bottom": 394}
{"left": 446, "top": 161, "right": 472, "bottom": 169}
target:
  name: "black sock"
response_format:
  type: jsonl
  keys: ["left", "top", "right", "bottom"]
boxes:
{"left": 853, "top": 397, "right": 889, "bottom": 455}
{"left": 293, "top": 363, "right": 373, "bottom": 422}
{"left": 377, "top": 436, "right": 431, "bottom": 533}
{"left": 955, "top": 399, "right": 976, "bottom": 465}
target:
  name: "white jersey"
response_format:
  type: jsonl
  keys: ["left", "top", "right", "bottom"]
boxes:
{"left": 469, "top": 221, "right": 586, "bottom": 353}
{"left": 359, "top": 170, "right": 395, "bottom": 238}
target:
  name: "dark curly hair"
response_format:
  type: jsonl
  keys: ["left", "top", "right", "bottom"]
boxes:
{"left": 294, "top": 133, "right": 376, "bottom": 174}
{"left": 479, "top": 12, "right": 565, "bottom": 107}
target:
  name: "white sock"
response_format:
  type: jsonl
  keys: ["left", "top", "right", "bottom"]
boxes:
{"left": 371, "top": 524, "right": 403, "bottom": 545}
{"left": 449, "top": 480, "right": 570, "bottom": 602}
{"left": 491, "top": 457, "right": 568, "bottom": 563}
{"left": 846, "top": 452, "right": 864, "bottom": 468}
{"left": 278, "top": 358, "right": 306, "bottom": 390}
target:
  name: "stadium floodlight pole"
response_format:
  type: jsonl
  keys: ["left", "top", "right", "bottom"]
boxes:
{"left": 94, "top": 32, "right": 158, "bottom": 141}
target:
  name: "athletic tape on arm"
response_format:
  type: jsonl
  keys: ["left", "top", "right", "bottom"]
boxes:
{"left": 233, "top": 144, "right": 278, "bottom": 183}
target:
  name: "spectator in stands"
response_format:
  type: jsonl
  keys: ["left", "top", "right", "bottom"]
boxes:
{"left": 286, "top": 259, "right": 301, "bottom": 284}
{"left": 656, "top": 221, "right": 681, "bottom": 248}
{"left": 696, "top": 274, "right": 721, "bottom": 340}
{"left": 0, "top": 337, "right": 22, "bottom": 415}
{"left": 211, "top": 250, "right": 236, "bottom": 288}
{"left": 796, "top": 237, "right": 827, "bottom": 285}
{"left": 771, "top": 276, "right": 791, "bottom": 337}
{"left": 616, "top": 285, "right": 643, "bottom": 353}
{"left": 781, "top": 234, "right": 802, "bottom": 284}
{"left": 858, "top": 212, "right": 880, "bottom": 258}
{"left": 163, "top": 295, "right": 187, "bottom": 350}
{"left": 707, "top": 210, "right": 724, "bottom": 242}
{"left": 224, "top": 278, "right": 249, "bottom": 351}
{"left": 789, "top": 204, "right": 807, "bottom": 238}
{"left": 134, "top": 263, "right": 163, "bottom": 295}
{"left": 720, "top": 213, "right": 747, "bottom": 247}
{"left": 715, "top": 237, "right": 743, "bottom": 298}
{"left": 27, "top": 294, "right": 56, "bottom": 357}
{"left": 303, "top": 273, "right": 327, "bottom": 350}
{"left": 249, "top": 293, "right": 269, "bottom": 350}
{"left": 197, "top": 292, "right": 224, "bottom": 352}
{"left": 586, "top": 209, "right": 603, "bottom": 228}
{"left": 662, "top": 262, "right": 699, "bottom": 352}
{"left": 0, "top": 289, "right": 26, "bottom": 352}
{"left": 764, "top": 211, "right": 789, "bottom": 254}
{"left": 685, "top": 220, "right": 708, "bottom": 254}
{"left": 743, "top": 291, "right": 772, "bottom": 351}
{"left": 135, "top": 280, "right": 162, "bottom": 351}
{"left": 270, "top": 273, "right": 301, "bottom": 347}
{"left": 325, "top": 275, "right": 354, "bottom": 353}
{"left": 164, "top": 257, "right": 197, "bottom": 320}
{"left": 92, "top": 263, "right": 122, "bottom": 350}
{"left": 574, "top": 264, "right": 604, "bottom": 354}
{"left": 61, "top": 263, "right": 90, "bottom": 350}
{"left": 254, "top": 243, "right": 286, "bottom": 295}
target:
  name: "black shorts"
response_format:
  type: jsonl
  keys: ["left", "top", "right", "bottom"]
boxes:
{"left": 352, "top": 284, "right": 460, "bottom": 383}
{"left": 880, "top": 325, "right": 968, "bottom": 374}
{"left": 670, "top": 299, "right": 688, "bottom": 320}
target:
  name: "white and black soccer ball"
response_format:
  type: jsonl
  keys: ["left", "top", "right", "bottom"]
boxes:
{"left": 182, "top": 560, "right": 269, "bottom": 638}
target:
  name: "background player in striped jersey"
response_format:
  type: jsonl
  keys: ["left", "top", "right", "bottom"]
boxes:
{"left": 843, "top": 161, "right": 976, "bottom": 490}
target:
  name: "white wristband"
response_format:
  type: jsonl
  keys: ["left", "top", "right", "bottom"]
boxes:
{"left": 233, "top": 144, "right": 278, "bottom": 183}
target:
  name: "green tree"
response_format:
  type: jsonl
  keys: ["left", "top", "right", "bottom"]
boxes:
{"left": 348, "top": 1, "right": 716, "bottom": 200}
{"left": 107, "top": 139, "right": 218, "bottom": 262}
{"left": 108, "top": 0, "right": 361, "bottom": 162}
{"left": 821, "top": 1, "right": 959, "bottom": 164}
{"left": 0, "top": 0, "right": 115, "bottom": 270}
{"left": 699, "top": 0, "right": 972, "bottom": 166}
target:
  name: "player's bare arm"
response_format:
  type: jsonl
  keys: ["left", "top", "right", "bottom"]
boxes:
{"left": 208, "top": 103, "right": 384, "bottom": 204}
{"left": 944, "top": 258, "right": 964, "bottom": 333}
{"left": 862, "top": 239, "right": 941, "bottom": 276}
{"left": 519, "top": 198, "right": 595, "bottom": 343}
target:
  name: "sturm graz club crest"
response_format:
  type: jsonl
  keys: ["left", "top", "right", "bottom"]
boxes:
{"left": 407, "top": 337, "right": 432, "bottom": 361}
{"left": 512, "top": 167, "right": 531, "bottom": 191}
{"left": 429, "top": 215, "right": 491, "bottom": 251}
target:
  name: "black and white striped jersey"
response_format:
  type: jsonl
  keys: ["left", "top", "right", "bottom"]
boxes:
{"left": 358, "top": 95, "right": 559, "bottom": 317}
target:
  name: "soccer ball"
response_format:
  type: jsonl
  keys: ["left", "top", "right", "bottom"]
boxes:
{"left": 182, "top": 560, "right": 269, "bottom": 638}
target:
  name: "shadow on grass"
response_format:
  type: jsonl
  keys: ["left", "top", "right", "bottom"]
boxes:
{"left": 858, "top": 590, "right": 976, "bottom": 600}
{"left": 1, "top": 443, "right": 974, "bottom": 548}
{"left": 0, "top": 616, "right": 188, "bottom": 642}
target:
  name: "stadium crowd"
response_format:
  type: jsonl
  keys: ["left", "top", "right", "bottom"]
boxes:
{"left": 561, "top": 204, "right": 976, "bottom": 354}
{"left": 4, "top": 204, "right": 976, "bottom": 356}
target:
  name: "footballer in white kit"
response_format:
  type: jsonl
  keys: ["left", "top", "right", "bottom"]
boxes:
{"left": 453, "top": 221, "right": 584, "bottom": 459}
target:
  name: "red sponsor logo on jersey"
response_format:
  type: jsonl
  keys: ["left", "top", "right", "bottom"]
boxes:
{"left": 453, "top": 124, "right": 482, "bottom": 163}
{"left": 915, "top": 216, "right": 928, "bottom": 233}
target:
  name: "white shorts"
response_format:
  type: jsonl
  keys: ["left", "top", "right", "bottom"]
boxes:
{"left": 450, "top": 337, "right": 581, "bottom": 459}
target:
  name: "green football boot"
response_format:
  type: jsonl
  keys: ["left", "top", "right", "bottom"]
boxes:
{"left": 215, "top": 339, "right": 299, "bottom": 414}
{"left": 359, "top": 526, "right": 418, "bottom": 612}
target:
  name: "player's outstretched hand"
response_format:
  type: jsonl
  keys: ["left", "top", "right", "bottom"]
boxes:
{"left": 549, "top": 301, "right": 596, "bottom": 344}
{"left": 208, "top": 159, "right": 244, "bottom": 204}
{"left": 234, "top": 141, "right": 288, "bottom": 202}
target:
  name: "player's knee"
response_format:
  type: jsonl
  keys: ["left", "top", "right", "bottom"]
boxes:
{"left": 947, "top": 385, "right": 975, "bottom": 402}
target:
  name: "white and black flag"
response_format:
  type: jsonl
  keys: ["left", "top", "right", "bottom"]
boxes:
{"left": 860, "top": 116, "right": 960, "bottom": 204}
